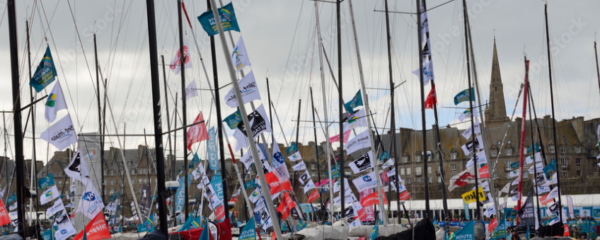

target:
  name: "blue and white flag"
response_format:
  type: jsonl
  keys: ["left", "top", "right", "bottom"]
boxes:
{"left": 38, "top": 173, "right": 56, "bottom": 191}
{"left": 271, "top": 137, "right": 290, "bottom": 180}
{"left": 210, "top": 175, "right": 225, "bottom": 205}
{"left": 31, "top": 46, "right": 58, "bottom": 92}
{"left": 207, "top": 127, "right": 219, "bottom": 171}
{"left": 239, "top": 217, "right": 256, "bottom": 240}
{"left": 454, "top": 220, "right": 474, "bottom": 240}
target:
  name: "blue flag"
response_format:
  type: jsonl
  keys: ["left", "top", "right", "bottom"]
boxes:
{"left": 200, "top": 221, "right": 211, "bottom": 240}
{"left": 454, "top": 88, "right": 475, "bottom": 105}
{"left": 38, "top": 173, "right": 56, "bottom": 191}
{"left": 370, "top": 221, "right": 379, "bottom": 240}
{"left": 180, "top": 213, "right": 195, "bottom": 231}
{"left": 223, "top": 110, "right": 242, "bottom": 129}
{"left": 6, "top": 193, "right": 16, "bottom": 205}
{"left": 286, "top": 143, "right": 298, "bottom": 156}
{"left": 30, "top": 46, "right": 58, "bottom": 92}
{"left": 543, "top": 159, "right": 557, "bottom": 177}
{"left": 210, "top": 175, "right": 224, "bottom": 205}
{"left": 344, "top": 90, "right": 363, "bottom": 114}
{"left": 137, "top": 213, "right": 155, "bottom": 232}
{"left": 464, "top": 202, "right": 470, "bottom": 220}
{"left": 190, "top": 153, "right": 201, "bottom": 169}
{"left": 175, "top": 174, "right": 192, "bottom": 222}
{"left": 197, "top": 3, "right": 240, "bottom": 37}
{"left": 490, "top": 214, "right": 507, "bottom": 240}
{"left": 207, "top": 127, "right": 219, "bottom": 171}
{"left": 379, "top": 151, "right": 391, "bottom": 161}
{"left": 244, "top": 179, "right": 257, "bottom": 190}
{"left": 240, "top": 217, "right": 256, "bottom": 240}
{"left": 42, "top": 229, "right": 52, "bottom": 240}
{"left": 454, "top": 221, "right": 474, "bottom": 240}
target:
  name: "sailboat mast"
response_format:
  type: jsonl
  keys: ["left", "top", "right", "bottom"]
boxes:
{"left": 143, "top": 0, "right": 169, "bottom": 234}
{"left": 310, "top": 88, "right": 325, "bottom": 220}
{"left": 293, "top": 100, "right": 301, "bottom": 195}
{"left": 544, "top": 3, "right": 564, "bottom": 224}
{"left": 26, "top": 20, "right": 41, "bottom": 228}
{"left": 461, "top": 0, "right": 481, "bottom": 217}
{"left": 313, "top": 1, "right": 335, "bottom": 223}
{"left": 177, "top": 0, "right": 190, "bottom": 217}
{"left": 336, "top": 0, "right": 348, "bottom": 219}
{"left": 516, "top": 59, "right": 529, "bottom": 225}
{"left": 595, "top": 41, "right": 600, "bottom": 99}
{"left": 526, "top": 62, "right": 543, "bottom": 231}
{"left": 7, "top": 0, "right": 26, "bottom": 237}
{"left": 416, "top": 0, "right": 431, "bottom": 218}
{"left": 161, "top": 55, "right": 174, "bottom": 180}
{"left": 93, "top": 34, "right": 105, "bottom": 203}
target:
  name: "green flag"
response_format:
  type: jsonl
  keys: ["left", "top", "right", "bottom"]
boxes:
{"left": 30, "top": 46, "right": 58, "bottom": 92}
{"left": 344, "top": 90, "right": 363, "bottom": 114}
{"left": 223, "top": 109, "right": 242, "bottom": 129}
{"left": 197, "top": 3, "right": 240, "bottom": 37}
{"left": 454, "top": 88, "right": 475, "bottom": 105}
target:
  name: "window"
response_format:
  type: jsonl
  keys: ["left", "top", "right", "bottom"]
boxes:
{"left": 407, "top": 168, "right": 412, "bottom": 175}
{"left": 437, "top": 176, "right": 442, "bottom": 183}
{"left": 138, "top": 179, "right": 143, "bottom": 184}
{"left": 402, "top": 156, "right": 409, "bottom": 163}
{"left": 560, "top": 146, "right": 566, "bottom": 153}
{"left": 523, "top": 171, "right": 529, "bottom": 179}
{"left": 110, "top": 170, "right": 115, "bottom": 176}
{"left": 451, "top": 164, "right": 457, "bottom": 172}
{"left": 311, "top": 164, "right": 316, "bottom": 170}
{"left": 505, "top": 161, "right": 512, "bottom": 171}
{"left": 58, "top": 181, "right": 62, "bottom": 187}
{"left": 575, "top": 146, "right": 581, "bottom": 153}
{"left": 506, "top": 148, "right": 513, "bottom": 156}
{"left": 131, "top": 170, "right": 136, "bottom": 175}
{"left": 110, "top": 180, "right": 114, "bottom": 186}
{"left": 428, "top": 177, "right": 432, "bottom": 183}
{"left": 506, "top": 173, "right": 511, "bottom": 179}
{"left": 491, "top": 149, "right": 498, "bottom": 157}
{"left": 415, "top": 155, "right": 422, "bottom": 162}
{"left": 451, "top": 152, "right": 458, "bottom": 160}
{"left": 576, "top": 170, "right": 581, "bottom": 177}
{"left": 428, "top": 166, "right": 432, "bottom": 174}
{"left": 595, "top": 164, "right": 599, "bottom": 171}
{"left": 576, "top": 158, "right": 581, "bottom": 167}
{"left": 103, "top": 180, "right": 107, "bottom": 185}
{"left": 104, "top": 170, "right": 107, "bottom": 175}
{"left": 406, "top": 178, "right": 412, "bottom": 184}
{"left": 562, "top": 171, "right": 568, "bottom": 177}
{"left": 400, "top": 168, "right": 405, "bottom": 175}
{"left": 416, "top": 177, "right": 422, "bottom": 183}
{"left": 560, "top": 158, "right": 568, "bottom": 168}
{"left": 416, "top": 167, "right": 422, "bottom": 175}
{"left": 549, "top": 145, "right": 555, "bottom": 153}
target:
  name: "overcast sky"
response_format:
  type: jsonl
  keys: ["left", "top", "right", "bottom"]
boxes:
{"left": 0, "top": 0, "right": 599, "bottom": 163}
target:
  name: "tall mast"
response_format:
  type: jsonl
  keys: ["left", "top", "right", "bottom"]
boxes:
{"left": 309, "top": 88, "right": 324, "bottom": 220}
{"left": 461, "top": 0, "right": 480, "bottom": 217}
{"left": 94, "top": 34, "right": 105, "bottom": 203}
{"left": 313, "top": 1, "right": 335, "bottom": 222}
{"left": 207, "top": 0, "right": 283, "bottom": 238}
{"left": 419, "top": 0, "right": 449, "bottom": 221}
{"left": 26, "top": 20, "right": 40, "bottom": 228}
{"left": 544, "top": 3, "right": 564, "bottom": 224}
{"left": 516, "top": 59, "right": 529, "bottom": 225}
{"left": 293, "top": 100, "right": 301, "bottom": 195}
{"left": 416, "top": 0, "right": 430, "bottom": 217}
{"left": 143, "top": 0, "right": 169, "bottom": 234}
{"left": 176, "top": 0, "right": 190, "bottom": 217}
{"left": 336, "top": 0, "right": 347, "bottom": 219}
{"left": 595, "top": 41, "right": 600, "bottom": 100}
{"left": 526, "top": 63, "right": 543, "bottom": 232}
{"left": 207, "top": 0, "right": 229, "bottom": 214}
{"left": 7, "top": 0, "right": 26, "bottom": 237}
{"left": 161, "top": 55, "right": 174, "bottom": 180}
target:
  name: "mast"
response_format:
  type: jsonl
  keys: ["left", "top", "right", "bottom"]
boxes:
{"left": 26, "top": 20, "right": 40, "bottom": 228}
{"left": 349, "top": 0, "right": 388, "bottom": 223}
{"left": 94, "top": 34, "right": 105, "bottom": 203}
{"left": 419, "top": 0, "right": 449, "bottom": 221}
{"left": 544, "top": 3, "right": 564, "bottom": 224}
{"left": 267, "top": 78, "right": 274, "bottom": 141}
{"left": 526, "top": 63, "right": 542, "bottom": 233}
{"left": 293, "top": 100, "right": 301, "bottom": 195}
{"left": 309, "top": 88, "right": 324, "bottom": 220}
{"left": 416, "top": 0, "right": 430, "bottom": 218}
{"left": 7, "top": 0, "right": 26, "bottom": 237}
{"left": 161, "top": 55, "right": 174, "bottom": 180}
{"left": 177, "top": 0, "right": 190, "bottom": 217}
{"left": 596, "top": 41, "right": 600, "bottom": 104}
{"left": 143, "top": 0, "right": 169, "bottom": 234}
{"left": 516, "top": 59, "right": 529, "bottom": 225}
{"left": 208, "top": 0, "right": 229, "bottom": 213}
{"left": 461, "top": 0, "right": 480, "bottom": 218}
{"left": 314, "top": 0, "right": 335, "bottom": 222}
{"left": 336, "top": 0, "right": 347, "bottom": 219}
{"left": 207, "top": 0, "right": 283, "bottom": 238}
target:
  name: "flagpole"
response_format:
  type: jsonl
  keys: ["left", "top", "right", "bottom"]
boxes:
{"left": 206, "top": 0, "right": 283, "bottom": 238}
{"left": 416, "top": 0, "right": 431, "bottom": 219}
{"left": 526, "top": 61, "right": 542, "bottom": 234}
{"left": 349, "top": 0, "right": 389, "bottom": 224}
{"left": 92, "top": 34, "right": 106, "bottom": 205}
{"left": 595, "top": 41, "right": 600, "bottom": 97}
{"left": 176, "top": 0, "right": 190, "bottom": 218}
{"left": 161, "top": 55, "right": 174, "bottom": 180}
{"left": 143, "top": 0, "right": 169, "bottom": 234}
{"left": 516, "top": 59, "right": 529, "bottom": 225}
{"left": 7, "top": 0, "right": 26, "bottom": 237}
{"left": 292, "top": 100, "right": 301, "bottom": 197}
{"left": 310, "top": 87, "right": 325, "bottom": 222}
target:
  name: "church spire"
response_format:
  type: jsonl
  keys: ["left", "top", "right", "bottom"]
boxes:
{"left": 485, "top": 39, "right": 510, "bottom": 127}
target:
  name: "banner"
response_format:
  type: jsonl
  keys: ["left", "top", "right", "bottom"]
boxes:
{"left": 41, "top": 185, "right": 60, "bottom": 205}
{"left": 345, "top": 130, "right": 371, "bottom": 155}
{"left": 73, "top": 213, "right": 111, "bottom": 240}
{"left": 349, "top": 151, "right": 374, "bottom": 174}
{"left": 271, "top": 137, "right": 290, "bottom": 180}
{"left": 360, "top": 191, "right": 387, "bottom": 206}
{"left": 138, "top": 184, "right": 152, "bottom": 223}
{"left": 461, "top": 187, "right": 486, "bottom": 204}
{"left": 41, "top": 116, "right": 78, "bottom": 150}
{"left": 38, "top": 173, "right": 56, "bottom": 191}
{"left": 454, "top": 88, "right": 475, "bottom": 105}
{"left": 207, "top": 127, "right": 220, "bottom": 171}
{"left": 453, "top": 221, "right": 474, "bottom": 240}
{"left": 344, "top": 90, "right": 363, "bottom": 114}
{"left": 31, "top": 46, "right": 58, "bottom": 92}
{"left": 210, "top": 175, "right": 225, "bottom": 206}
{"left": 359, "top": 189, "right": 374, "bottom": 221}
{"left": 352, "top": 172, "right": 377, "bottom": 192}
{"left": 517, "top": 188, "right": 536, "bottom": 227}
{"left": 490, "top": 214, "right": 507, "bottom": 240}
{"left": 45, "top": 81, "right": 68, "bottom": 122}
{"left": 175, "top": 174, "right": 192, "bottom": 218}
{"left": 76, "top": 180, "right": 105, "bottom": 220}
{"left": 239, "top": 217, "right": 256, "bottom": 240}
{"left": 224, "top": 71, "right": 261, "bottom": 108}
{"left": 187, "top": 112, "right": 209, "bottom": 151}
{"left": 169, "top": 39, "right": 192, "bottom": 74}
{"left": 399, "top": 190, "right": 411, "bottom": 200}
{"left": 197, "top": 2, "right": 240, "bottom": 36}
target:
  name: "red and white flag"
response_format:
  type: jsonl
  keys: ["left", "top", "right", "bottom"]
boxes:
{"left": 277, "top": 192, "right": 296, "bottom": 220}
{"left": 73, "top": 212, "right": 111, "bottom": 240}
{"left": 170, "top": 39, "right": 192, "bottom": 74}
{"left": 0, "top": 200, "right": 10, "bottom": 226}
{"left": 399, "top": 191, "right": 411, "bottom": 201}
{"left": 307, "top": 190, "right": 320, "bottom": 203}
{"left": 448, "top": 166, "right": 476, "bottom": 192}
{"left": 360, "top": 191, "right": 388, "bottom": 207}
{"left": 424, "top": 85, "right": 437, "bottom": 109}
{"left": 187, "top": 112, "right": 209, "bottom": 151}
{"left": 479, "top": 164, "right": 490, "bottom": 178}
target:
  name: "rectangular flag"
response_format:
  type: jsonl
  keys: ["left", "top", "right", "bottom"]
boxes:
{"left": 76, "top": 180, "right": 105, "bottom": 220}
{"left": 231, "top": 36, "right": 251, "bottom": 72}
{"left": 46, "top": 199, "right": 66, "bottom": 217}
{"left": 345, "top": 130, "right": 371, "bottom": 155}
{"left": 458, "top": 107, "right": 478, "bottom": 122}
{"left": 72, "top": 212, "right": 112, "bottom": 240}
{"left": 40, "top": 185, "right": 60, "bottom": 205}
{"left": 223, "top": 109, "right": 242, "bottom": 130}
{"left": 343, "top": 109, "right": 367, "bottom": 131}
{"left": 31, "top": 46, "right": 58, "bottom": 92}
{"left": 45, "top": 81, "right": 68, "bottom": 122}
{"left": 271, "top": 137, "right": 290, "bottom": 180}
{"left": 169, "top": 39, "right": 192, "bottom": 75}
{"left": 224, "top": 71, "right": 261, "bottom": 108}
{"left": 207, "top": 127, "right": 219, "bottom": 171}
{"left": 461, "top": 187, "right": 486, "bottom": 204}
{"left": 187, "top": 112, "right": 209, "bottom": 151}
{"left": 64, "top": 150, "right": 90, "bottom": 182}
{"left": 233, "top": 105, "right": 272, "bottom": 151}
{"left": 329, "top": 130, "right": 351, "bottom": 144}
{"left": 454, "top": 88, "right": 475, "bottom": 105}
{"left": 344, "top": 90, "right": 363, "bottom": 114}
{"left": 197, "top": 2, "right": 240, "bottom": 36}
{"left": 184, "top": 80, "right": 199, "bottom": 100}
{"left": 424, "top": 85, "right": 437, "bottom": 109}
{"left": 40, "top": 116, "right": 78, "bottom": 151}
{"left": 352, "top": 172, "right": 378, "bottom": 192}
{"left": 38, "top": 173, "right": 56, "bottom": 191}
{"left": 349, "top": 151, "right": 374, "bottom": 174}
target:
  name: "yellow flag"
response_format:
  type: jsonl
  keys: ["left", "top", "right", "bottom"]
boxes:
{"left": 462, "top": 187, "right": 486, "bottom": 204}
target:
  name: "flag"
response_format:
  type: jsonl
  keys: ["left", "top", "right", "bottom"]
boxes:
{"left": 41, "top": 185, "right": 60, "bottom": 205}
{"left": 398, "top": 190, "right": 411, "bottom": 201}
{"left": 197, "top": 2, "right": 240, "bottom": 36}
{"left": 38, "top": 173, "right": 56, "bottom": 191}
{"left": 424, "top": 85, "right": 437, "bottom": 109}
{"left": 490, "top": 214, "right": 507, "bottom": 240}
{"left": 224, "top": 71, "right": 261, "bottom": 108}
{"left": 288, "top": 151, "right": 302, "bottom": 161}
{"left": 272, "top": 137, "right": 290, "bottom": 180}
{"left": 370, "top": 221, "right": 379, "bottom": 240}
{"left": 137, "top": 213, "right": 155, "bottom": 232}
{"left": 184, "top": 80, "right": 199, "bottom": 100}
{"left": 64, "top": 151, "right": 90, "bottom": 183}
{"left": 543, "top": 173, "right": 557, "bottom": 187}
{"left": 292, "top": 161, "right": 307, "bottom": 171}
{"left": 329, "top": 130, "right": 351, "bottom": 144}
{"left": 454, "top": 221, "right": 474, "bottom": 240}
{"left": 547, "top": 186, "right": 560, "bottom": 200}
{"left": 517, "top": 188, "right": 536, "bottom": 227}
{"left": 448, "top": 166, "right": 476, "bottom": 191}
{"left": 454, "top": 88, "right": 475, "bottom": 105}
{"left": 31, "top": 46, "right": 58, "bottom": 92}
{"left": 54, "top": 211, "right": 76, "bottom": 240}
{"left": 240, "top": 217, "right": 256, "bottom": 240}
{"left": 46, "top": 199, "right": 66, "bottom": 217}
{"left": 360, "top": 191, "right": 388, "bottom": 206}
{"left": 458, "top": 107, "right": 479, "bottom": 122}
{"left": 343, "top": 109, "right": 367, "bottom": 131}
{"left": 45, "top": 82, "right": 68, "bottom": 123}
{"left": 348, "top": 151, "right": 374, "bottom": 174}
{"left": 76, "top": 180, "right": 105, "bottom": 220}
{"left": 479, "top": 164, "right": 490, "bottom": 178}
{"left": 461, "top": 135, "right": 483, "bottom": 155}
{"left": 187, "top": 112, "right": 209, "bottom": 150}
{"left": 169, "top": 39, "right": 192, "bottom": 74}
{"left": 307, "top": 190, "right": 319, "bottom": 203}
{"left": 303, "top": 180, "right": 315, "bottom": 194}
{"left": 285, "top": 143, "right": 298, "bottom": 156}
{"left": 461, "top": 187, "right": 485, "bottom": 204}
{"left": 231, "top": 36, "right": 251, "bottom": 72}
{"left": 543, "top": 159, "right": 557, "bottom": 177}
{"left": 345, "top": 130, "right": 371, "bottom": 155}
{"left": 223, "top": 109, "right": 242, "bottom": 129}
{"left": 233, "top": 105, "right": 272, "bottom": 151}
{"left": 73, "top": 212, "right": 111, "bottom": 240}
{"left": 344, "top": 90, "right": 363, "bottom": 114}
{"left": 381, "top": 158, "right": 394, "bottom": 169}
{"left": 0, "top": 200, "right": 10, "bottom": 226}
{"left": 40, "top": 116, "right": 78, "bottom": 150}
{"left": 277, "top": 192, "right": 296, "bottom": 220}
{"left": 352, "top": 172, "right": 377, "bottom": 192}
{"left": 206, "top": 128, "right": 219, "bottom": 171}
{"left": 239, "top": 144, "right": 267, "bottom": 170}
{"left": 412, "top": 60, "right": 434, "bottom": 86}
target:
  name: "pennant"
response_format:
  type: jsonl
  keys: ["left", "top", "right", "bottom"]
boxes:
{"left": 76, "top": 180, "right": 105, "bottom": 220}
{"left": 352, "top": 172, "right": 378, "bottom": 192}
{"left": 461, "top": 135, "right": 483, "bottom": 156}
{"left": 40, "top": 116, "right": 78, "bottom": 151}
{"left": 424, "top": 85, "right": 437, "bottom": 109}
{"left": 285, "top": 143, "right": 298, "bottom": 156}
{"left": 381, "top": 158, "right": 394, "bottom": 169}
{"left": 224, "top": 71, "right": 261, "bottom": 108}
{"left": 292, "top": 161, "right": 307, "bottom": 172}
{"left": 461, "top": 119, "right": 481, "bottom": 139}
{"left": 346, "top": 130, "right": 371, "bottom": 155}
{"left": 184, "top": 80, "right": 199, "bottom": 100}
{"left": 31, "top": 46, "right": 58, "bottom": 92}
{"left": 479, "top": 164, "right": 490, "bottom": 178}
{"left": 197, "top": 2, "right": 240, "bottom": 36}
{"left": 73, "top": 212, "right": 112, "bottom": 240}
{"left": 490, "top": 214, "right": 507, "bottom": 240}
{"left": 187, "top": 112, "right": 209, "bottom": 151}
{"left": 298, "top": 171, "right": 310, "bottom": 185}
{"left": 277, "top": 192, "right": 296, "bottom": 220}
{"left": 344, "top": 90, "right": 363, "bottom": 114}
{"left": 329, "top": 130, "right": 352, "bottom": 144}
{"left": 272, "top": 137, "right": 290, "bottom": 180}
{"left": 45, "top": 82, "right": 68, "bottom": 123}
{"left": 517, "top": 188, "right": 536, "bottom": 227}
{"left": 169, "top": 39, "right": 192, "bottom": 74}
{"left": 231, "top": 36, "right": 251, "bottom": 72}
{"left": 223, "top": 110, "right": 242, "bottom": 130}
{"left": 41, "top": 185, "right": 60, "bottom": 205}
{"left": 303, "top": 180, "right": 315, "bottom": 194}
{"left": 547, "top": 186, "right": 560, "bottom": 200}
{"left": 239, "top": 144, "right": 267, "bottom": 170}
{"left": 348, "top": 151, "right": 374, "bottom": 174}
{"left": 343, "top": 109, "right": 367, "bottom": 131}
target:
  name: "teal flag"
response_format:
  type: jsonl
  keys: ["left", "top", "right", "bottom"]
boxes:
{"left": 464, "top": 202, "right": 470, "bottom": 220}
{"left": 344, "top": 90, "right": 363, "bottom": 114}
{"left": 199, "top": 220, "right": 211, "bottom": 240}
{"left": 83, "top": 226, "right": 87, "bottom": 240}
{"left": 137, "top": 213, "right": 155, "bottom": 232}
{"left": 510, "top": 161, "right": 520, "bottom": 169}
{"left": 296, "top": 219, "right": 307, "bottom": 231}
{"left": 30, "top": 46, "right": 58, "bottom": 92}
{"left": 244, "top": 179, "right": 257, "bottom": 190}
{"left": 327, "top": 162, "right": 341, "bottom": 179}
{"left": 211, "top": 175, "right": 225, "bottom": 205}
{"left": 190, "top": 153, "right": 201, "bottom": 169}
{"left": 239, "top": 217, "right": 256, "bottom": 240}
{"left": 526, "top": 143, "right": 540, "bottom": 154}
{"left": 454, "top": 88, "right": 475, "bottom": 105}
{"left": 223, "top": 110, "right": 242, "bottom": 129}
{"left": 491, "top": 212, "right": 507, "bottom": 240}
{"left": 197, "top": 3, "right": 240, "bottom": 37}
{"left": 370, "top": 221, "right": 379, "bottom": 240}
{"left": 42, "top": 229, "right": 52, "bottom": 240}
{"left": 6, "top": 193, "right": 16, "bottom": 205}
{"left": 286, "top": 143, "right": 298, "bottom": 156}
{"left": 179, "top": 213, "right": 195, "bottom": 231}
{"left": 454, "top": 221, "right": 474, "bottom": 240}
{"left": 207, "top": 127, "right": 220, "bottom": 171}
{"left": 543, "top": 159, "right": 557, "bottom": 176}
{"left": 379, "top": 151, "right": 391, "bottom": 161}
{"left": 38, "top": 173, "right": 56, "bottom": 191}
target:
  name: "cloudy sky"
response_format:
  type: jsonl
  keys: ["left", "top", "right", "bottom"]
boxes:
{"left": 0, "top": 0, "right": 599, "bottom": 163}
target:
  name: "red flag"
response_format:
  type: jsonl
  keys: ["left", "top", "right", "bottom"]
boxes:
{"left": 307, "top": 190, "right": 320, "bottom": 203}
{"left": 360, "top": 191, "right": 388, "bottom": 206}
{"left": 539, "top": 193, "right": 554, "bottom": 205}
{"left": 215, "top": 204, "right": 226, "bottom": 221}
{"left": 0, "top": 200, "right": 10, "bottom": 226}
{"left": 73, "top": 212, "right": 112, "bottom": 240}
{"left": 478, "top": 165, "right": 490, "bottom": 178}
{"left": 488, "top": 218, "right": 498, "bottom": 232}
{"left": 265, "top": 172, "right": 283, "bottom": 195}
{"left": 563, "top": 224, "right": 570, "bottom": 237}
{"left": 277, "top": 193, "right": 296, "bottom": 220}
{"left": 329, "top": 130, "right": 351, "bottom": 144}
{"left": 399, "top": 191, "right": 411, "bottom": 201}
{"left": 187, "top": 112, "right": 209, "bottom": 151}
{"left": 357, "top": 209, "right": 367, "bottom": 221}
{"left": 424, "top": 85, "right": 437, "bottom": 109}
{"left": 230, "top": 196, "right": 239, "bottom": 203}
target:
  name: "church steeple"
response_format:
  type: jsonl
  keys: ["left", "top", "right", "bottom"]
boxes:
{"left": 485, "top": 39, "right": 509, "bottom": 127}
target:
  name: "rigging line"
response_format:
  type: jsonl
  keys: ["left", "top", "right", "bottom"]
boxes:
{"left": 277, "top": 0, "right": 305, "bottom": 104}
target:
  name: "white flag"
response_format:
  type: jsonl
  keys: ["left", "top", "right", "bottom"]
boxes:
{"left": 8, "top": 202, "right": 16, "bottom": 211}
{"left": 334, "top": 178, "right": 350, "bottom": 193}
{"left": 528, "top": 162, "right": 544, "bottom": 175}
{"left": 40, "top": 185, "right": 60, "bottom": 205}
{"left": 45, "top": 81, "right": 68, "bottom": 123}
{"left": 272, "top": 137, "right": 290, "bottom": 180}
{"left": 231, "top": 36, "right": 251, "bottom": 72}
{"left": 170, "top": 39, "right": 192, "bottom": 74}
{"left": 526, "top": 152, "right": 543, "bottom": 165}
{"left": 543, "top": 173, "right": 557, "bottom": 187}
{"left": 483, "top": 205, "right": 495, "bottom": 218}
{"left": 292, "top": 161, "right": 307, "bottom": 171}
{"left": 382, "top": 158, "right": 395, "bottom": 169}
{"left": 412, "top": 60, "right": 434, "bottom": 86}
{"left": 53, "top": 211, "right": 76, "bottom": 240}
{"left": 349, "top": 219, "right": 362, "bottom": 229}
{"left": 224, "top": 71, "right": 261, "bottom": 108}
{"left": 567, "top": 196, "right": 574, "bottom": 218}
{"left": 63, "top": 150, "right": 90, "bottom": 183}
{"left": 349, "top": 151, "right": 374, "bottom": 174}
{"left": 345, "top": 130, "right": 371, "bottom": 155}
{"left": 547, "top": 186, "right": 560, "bottom": 200}
{"left": 184, "top": 80, "right": 199, "bottom": 100}
{"left": 298, "top": 171, "right": 310, "bottom": 185}
{"left": 249, "top": 189, "right": 262, "bottom": 203}
{"left": 232, "top": 105, "right": 271, "bottom": 151}
{"left": 536, "top": 185, "right": 551, "bottom": 194}
{"left": 343, "top": 109, "right": 367, "bottom": 131}
{"left": 461, "top": 120, "right": 481, "bottom": 139}
{"left": 461, "top": 135, "right": 483, "bottom": 156}
{"left": 192, "top": 163, "right": 206, "bottom": 180}
{"left": 351, "top": 172, "right": 377, "bottom": 192}
{"left": 288, "top": 151, "right": 302, "bottom": 161}
{"left": 466, "top": 151, "right": 487, "bottom": 168}
{"left": 304, "top": 180, "right": 315, "bottom": 194}
{"left": 509, "top": 169, "right": 520, "bottom": 178}
{"left": 40, "top": 115, "right": 78, "bottom": 151}
{"left": 458, "top": 107, "right": 478, "bottom": 122}
{"left": 76, "top": 179, "right": 105, "bottom": 220}
{"left": 46, "top": 199, "right": 66, "bottom": 217}
{"left": 512, "top": 177, "right": 519, "bottom": 186}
